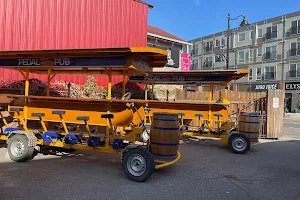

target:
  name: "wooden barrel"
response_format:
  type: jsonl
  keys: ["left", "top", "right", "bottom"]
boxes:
{"left": 150, "top": 112, "right": 180, "bottom": 159}
{"left": 238, "top": 112, "right": 260, "bottom": 143}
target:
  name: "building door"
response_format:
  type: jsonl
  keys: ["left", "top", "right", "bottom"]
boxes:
{"left": 285, "top": 93, "right": 292, "bottom": 113}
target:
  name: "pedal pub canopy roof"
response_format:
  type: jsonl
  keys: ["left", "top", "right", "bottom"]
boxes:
{"left": 0, "top": 47, "right": 168, "bottom": 75}
{"left": 128, "top": 70, "right": 249, "bottom": 85}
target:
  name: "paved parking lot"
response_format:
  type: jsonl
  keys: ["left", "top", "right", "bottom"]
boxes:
{"left": 1, "top": 121, "right": 300, "bottom": 200}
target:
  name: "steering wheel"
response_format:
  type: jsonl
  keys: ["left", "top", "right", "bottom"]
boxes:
{"left": 122, "top": 92, "right": 132, "bottom": 100}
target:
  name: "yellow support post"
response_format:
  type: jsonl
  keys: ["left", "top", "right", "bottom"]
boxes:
{"left": 106, "top": 70, "right": 112, "bottom": 136}
{"left": 40, "top": 118, "right": 48, "bottom": 132}
{"left": 120, "top": 72, "right": 127, "bottom": 135}
{"left": 61, "top": 117, "right": 69, "bottom": 134}
{"left": 144, "top": 84, "right": 148, "bottom": 100}
{"left": 46, "top": 68, "right": 51, "bottom": 96}
{"left": 25, "top": 71, "right": 29, "bottom": 96}
{"left": 107, "top": 71, "right": 112, "bottom": 100}
{"left": 151, "top": 84, "right": 154, "bottom": 100}
{"left": 85, "top": 122, "right": 92, "bottom": 137}
{"left": 22, "top": 71, "right": 30, "bottom": 127}
{"left": 122, "top": 74, "right": 126, "bottom": 100}
{"left": 17, "top": 112, "right": 28, "bottom": 131}
{"left": 208, "top": 84, "right": 213, "bottom": 132}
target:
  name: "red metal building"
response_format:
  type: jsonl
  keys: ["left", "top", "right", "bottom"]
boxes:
{"left": 0, "top": 0, "right": 149, "bottom": 51}
{"left": 0, "top": 0, "right": 152, "bottom": 88}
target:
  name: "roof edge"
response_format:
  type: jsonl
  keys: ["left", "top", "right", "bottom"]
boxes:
{"left": 133, "top": 0, "right": 154, "bottom": 9}
{"left": 147, "top": 32, "right": 193, "bottom": 46}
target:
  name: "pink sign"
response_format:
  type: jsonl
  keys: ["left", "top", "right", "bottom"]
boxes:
{"left": 181, "top": 53, "right": 190, "bottom": 71}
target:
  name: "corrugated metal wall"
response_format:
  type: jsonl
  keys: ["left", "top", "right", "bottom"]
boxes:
{"left": 0, "top": 0, "right": 148, "bottom": 88}
{"left": 0, "top": 0, "right": 148, "bottom": 50}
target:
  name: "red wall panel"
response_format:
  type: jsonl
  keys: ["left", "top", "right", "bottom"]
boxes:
{"left": 0, "top": 0, "right": 148, "bottom": 51}
{"left": 0, "top": 69, "right": 144, "bottom": 90}
{"left": 0, "top": 69, "right": 118, "bottom": 87}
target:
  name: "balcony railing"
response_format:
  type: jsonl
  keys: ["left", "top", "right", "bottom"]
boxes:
{"left": 265, "top": 31, "right": 277, "bottom": 40}
{"left": 287, "top": 70, "right": 300, "bottom": 78}
{"left": 204, "top": 46, "right": 213, "bottom": 53}
{"left": 263, "top": 72, "right": 276, "bottom": 80}
{"left": 288, "top": 48, "right": 300, "bottom": 57}
{"left": 264, "top": 52, "right": 277, "bottom": 60}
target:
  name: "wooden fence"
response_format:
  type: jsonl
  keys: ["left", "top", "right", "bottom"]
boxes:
{"left": 175, "top": 89, "right": 284, "bottom": 139}
{"left": 175, "top": 89, "right": 267, "bottom": 116}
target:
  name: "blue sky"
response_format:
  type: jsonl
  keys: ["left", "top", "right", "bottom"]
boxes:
{"left": 146, "top": 0, "right": 299, "bottom": 41}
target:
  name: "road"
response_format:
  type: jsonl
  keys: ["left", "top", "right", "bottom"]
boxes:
{"left": 0, "top": 120, "right": 300, "bottom": 200}
{"left": 283, "top": 118, "right": 300, "bottom": 139}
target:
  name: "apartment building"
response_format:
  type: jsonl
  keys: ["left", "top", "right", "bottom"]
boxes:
{"left": 189, "top": 11, "right": 300, "bottom": 112}
{"left": 147, "top": 26, "right": 192, "bottom": 72}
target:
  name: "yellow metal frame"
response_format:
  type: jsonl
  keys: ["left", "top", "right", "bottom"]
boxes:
{"left": 154, "top": 151, "right": 181, "bottom": 169}
{"left": 0, "top": 46, "right": 181, "bottom": 169}
{"left": 137, "top": 70, "right": 255, "bottom": 145}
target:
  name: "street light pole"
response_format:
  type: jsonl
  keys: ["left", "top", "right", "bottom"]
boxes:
{"left": 226, "top": 13, "right": 230, "bottom": 70}
{"left": 225, "top": 13, "right": 249, "bottom": 70}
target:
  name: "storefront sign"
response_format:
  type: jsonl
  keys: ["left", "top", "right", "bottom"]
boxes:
{"left": 181, "top": 53, "right": 190, "bottom": 71}
{"left": 250, "top": 83, "right": 280, "bottom": 91}
{"left": 285, "top": 82, "right": 300, "bottom": 90}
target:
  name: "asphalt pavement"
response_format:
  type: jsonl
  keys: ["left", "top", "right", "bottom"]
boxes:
{"left": 1, "top": 120, "right": 300, "bottom": 200}
{"left": 283, "top": 118, "right": 300, "bottom": 139}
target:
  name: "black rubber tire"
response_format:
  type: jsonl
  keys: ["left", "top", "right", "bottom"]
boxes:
{"left": 123, "top": 147, "right": 154, "bottom": 182}
{"left": 7, "top": 134, "right": 34, "bottom": 162}
{"left": 228, "top": 133, "right": 250, "bottom": 154}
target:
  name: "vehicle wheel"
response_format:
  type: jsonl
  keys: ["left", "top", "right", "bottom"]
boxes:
{"left": 123, "top": 147, "right": 154, "bottom": 182}
{"left": 7, "top": 134, "right": 34, "bottom": 162}
{"left": 228, "top": 133, "right": 250, "bottom": 154}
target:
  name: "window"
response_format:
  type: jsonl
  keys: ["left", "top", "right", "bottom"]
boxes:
{"left": 256, "top": 68, "right": 262, "bottom": 80}
{"left": 207, "top": 56, "right": 213, "bottom": 67}
{"left": 182, "top": 45, "right": 188, "bottom": 53}
{"left": 265, "top": 66, "right": 276, "bottom": 80}
{"left": 250, "top": 31, "right": 254, "bottom": 40}
{"left": 215, "top": 55, "right": 222, "bottom": 63}
{"left": 257, "top": 47, "right": 262, "bottom": 57}
{"left": 203, "top": 57, "right": 213, "bottom": 68}
{"left": 249, "top": 49, "right": 253, "bottom": 62}
{"left": 291, "top": 20, "right": 300, "bottom": 35}
{"left": 290, "top": 64, "right": 300, "bottom": 78}
{"left": 257, "top": 28, "right": 263, "bottom": 38}
{"left": 239, "top": 33, "right": 245, "bottom": 42}
{"left": 215, "top": 39, "right": 219, "bottom": 47}
{"left": 290, "top": 42, "right": 300, "bottom": 56}
{"left": 265, "top": 46, "right": 277, "bottom": 60}
{"left": 193, "top": 44, "right": 199, "bottom": 55}
{"left": 192, "top": 59, "right": 199, "bottom": 70}
{"left": 249, "top": 68, "right": 253, "bottom": 80}
{"left": 266, "top": 25, "right": 277, "bottom": 39}
{"left": 196, "top": 45, "right": 199, "bottom": 55}
{"left": 239, "top": 51, "right": 245, "bottom": 62}
{"left": 205, "top": 41, "right": 213, "bottom": 52}
{"left": 221, "top": 38, "right": 225, "bottom": 46}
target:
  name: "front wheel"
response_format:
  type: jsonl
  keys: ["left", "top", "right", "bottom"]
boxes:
{"left": 228, "top": 133, "right": 250, "bottom": 154}
{"left": 7, "top": 134, "right": 34, "bottom": 162}
{"left": 123, "top": 147, "right": 154, "bottom": 182}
